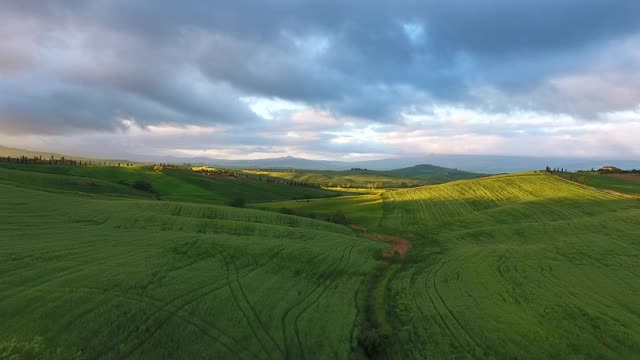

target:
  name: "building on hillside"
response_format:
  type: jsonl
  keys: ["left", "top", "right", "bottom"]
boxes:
{"left": 597, "top": 166, "right": 622, "bottom": 173}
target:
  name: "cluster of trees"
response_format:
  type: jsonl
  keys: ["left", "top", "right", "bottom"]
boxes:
{"left": 0, "top": 155, "right": 137, "bottom": 167}
{"left": 545, "top": 166, "right": 569, "bottom": 173}
{"left": 193, "top": 167, "right": 324, "bottom": 189}
{"left": 195, "top": 168, "right": 247, "bottom": 178}
{"left": 325, "top": 182, "right": 387, "bottom": 189}
{"left": 261, "top": 177, "right": 320, "bottom": 188}
{"left": 153, "top": 163, "right": 179, "bottom": 172}
{"left": 131, "top": 180, "right": 156, "bottom": 194}
{"left": 567, "top": 174, "right": 589, "bottom": 185}
{"left": 1, "top": 155, "right": 87, "bottom": 166}
{"left": 366, "top": 182, "right": 385, "bottom": 190}
{"left": 331, "top": 181, "right": 416, "bottom": 189}
{"left": 572, "top": 167, "right": 639, "bottom": 174}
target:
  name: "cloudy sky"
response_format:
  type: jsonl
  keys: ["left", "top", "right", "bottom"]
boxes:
{"left": 1, "top": 1, "right": 640, "bottom": 160}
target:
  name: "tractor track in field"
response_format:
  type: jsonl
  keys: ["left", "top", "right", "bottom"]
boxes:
{"left": 420, "top": 260, "right": 468, "bottom": 353}
{"left": 89, "top": 241, "right": 246, "bottom": 359}
{"left": 38, "top": 285, "right": 248, "bottom": 360}
{"left": 229, "top": 253, "right": 285, "bottom": 357}
{"left": 281, "top": 244, "right": 354, "bottom": 360}
{"left": 112, "top": 281, "right": 250, "bottom": 360}
{"left": 0, "top": 228, "right": 146, "bottom": 280}
{"left": 430, "top": 257, "right": 483, "bottom": 356}
{"left": 0, "top": 229, "right": 112, "bottom": 261}
{"left": 87, "top": 281, "right": 253, "bottom": 359}
{"left": 0, "top": 247, "right": 151, "bottom": 304}
{"left": 219, "top": 245, "right": 282, "bottom": 359}
{"left": 530, "top": 259, "right": 640, "bottom": 323}
{"left": 112, "top": 291, "right": 241, "bottom": 359}
{"left": 407, "top": 263, "right": 437, "bottom": 340}
{"left": 279, "top": 250, "right": 327, "bottom": 359}
{"left": 104, "top": 239, "right": 292, "bottom": 359}
{"left": 293, "top": 244, "right": 356, "bottom": 360}
{"left": 139, "top": 237, "right": 203, "bottom": 292}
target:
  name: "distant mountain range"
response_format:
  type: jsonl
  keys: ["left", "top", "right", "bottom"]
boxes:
{"left": 163, "top": 154, "right": 640, "bottom": 174}
{"left": 2, "top": 145, "right": 639, "bottom": 174}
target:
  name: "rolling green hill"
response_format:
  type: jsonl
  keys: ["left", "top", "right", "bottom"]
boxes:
{"left": 254, "top": 192, "right": 384, "bottom": 230}
{"left": 377, "top": 172, "right": 640, "bottom": 359}
{"left": 242, "top": 164, "right": 483, "bottom": 189}
{"left": 555, "top": 171, "right": 640, "bottom": 196}
{"left": 0, "top": 162, "right": 342, "bottom": 204}
{"left": 386, "top": 164, "right": 485, "bottom": 183}
{"left": 0, "top": 183, "right": 384, "bottom": 359}
{"left": 242, "top": 168, "right": 426, "bottom": 188}
{"left": 244, "top": 171, "right": 640, "bottom": 358}
{"left": 1, "top": 164, "right": 640, "bottom": 359}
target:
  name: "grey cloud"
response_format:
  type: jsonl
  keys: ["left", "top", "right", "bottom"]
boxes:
{"left": 1, "top": 0, "right": 640, "bottom": 136}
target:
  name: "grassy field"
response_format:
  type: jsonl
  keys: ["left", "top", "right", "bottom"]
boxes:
{"left": 2, "top": 163, "right": 640, "bottom": 359}
{"left": 0, "top": 162, "right": 342, "bottom": 204}
{"left": 253, "top": 193, "right": 384, "bottom": 230}
{"left": 378, "top": 172, "right": 640, "bottom": 359}
{"left": 0, "top": 183, "right": 384, "bottom": 359}
{"left": 242, "top": 165, "right": 483, "bottom": 189}
{"left": 555, "top": 171, "right": 640, "bottom": 195}
{"left": 387, "top": 164, "right": 485, "bottom": 183}
{"left": 242, "top": 169, "right": 426, "bottom": 188}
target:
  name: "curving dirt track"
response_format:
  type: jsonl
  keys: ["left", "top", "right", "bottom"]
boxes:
{"left": 350, "top": 224, "right": 413, "bottom": 257}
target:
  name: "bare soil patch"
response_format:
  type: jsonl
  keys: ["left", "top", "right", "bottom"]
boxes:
{"left": 349, "top": 224, "right": 367, "bottom": 233}
{"left": 350, "top": 224, "right": 413, "bottom": 257}
{"left": 609, "top": 174, "right": 640, "bottom": 183}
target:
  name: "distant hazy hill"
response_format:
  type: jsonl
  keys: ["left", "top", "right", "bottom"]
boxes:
{"left": 4, "top": 145, "right": 640, "bottom": 173}
{"left": 0, "top": 145, "right": 77, "bottom": 159}
{"left": 244, "top": 165, "right": 485, "bottom": 189}
{"left": 0, "top": 145, "right": 135, "bottom": 164}
{"left": 191, "top": 155, "right": 640, "bottom": 174}
{"left": 387, "top": 164, "right": 485, "bottom": 183}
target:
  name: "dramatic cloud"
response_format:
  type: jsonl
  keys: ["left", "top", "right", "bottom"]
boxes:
{"left": 0, "top": 1, "right": 639, "bottom": 158}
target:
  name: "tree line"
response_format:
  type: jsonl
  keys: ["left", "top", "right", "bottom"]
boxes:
{"left": 0, "top": 155, "right": 136, "bottom": 167}
{"left": 193, "top": 167, "right": 324, "bottom": 189}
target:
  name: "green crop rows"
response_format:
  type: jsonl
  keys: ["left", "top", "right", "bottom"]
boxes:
{"left": 1, "top": 165, "right": 640, "bottom": 359}
{"left": 380, "top": 173, "right": 640, "bottom": 359}
{"left": 0, "top": 183, "right": 383, "bottom": 359}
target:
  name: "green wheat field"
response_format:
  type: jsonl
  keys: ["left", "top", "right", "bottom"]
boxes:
{"left": 1, "top": 163, "right": 639, "bottom": 359}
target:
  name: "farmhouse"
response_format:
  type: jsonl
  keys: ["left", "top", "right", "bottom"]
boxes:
{"left": 598, "top": 166, "right": 622, "bottom": 173}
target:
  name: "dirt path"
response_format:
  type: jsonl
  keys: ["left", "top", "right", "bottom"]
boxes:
{"left": 349, "top": 224, "right": 413, "bottom": 257}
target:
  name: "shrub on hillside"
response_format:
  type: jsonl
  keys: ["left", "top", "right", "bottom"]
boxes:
{"left": 328, "top": 210, "right": 348, "bottom": 225}
{"left": 279, "top": 207, "right": 296, "bottom": 215}
{"left": 357, "top": 327, "right": 390, "bottom": 358}
{"left": 227, "top": 197, "right": 246, "bottom": 208}
{"left": 132, "top": 180, "right": 156, "bottom": 194}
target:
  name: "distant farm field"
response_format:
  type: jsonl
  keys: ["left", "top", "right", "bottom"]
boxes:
{"left": 242, "top": 164, "right": 483, "bottom": 189}
{"left": 555, "top": 171, "right": 640, "bottom": 195}
{"left": 609, "top": 173, "right": 640, "bottom": 183}
{"left": 0, "top": 163, "right": 343, "bottom": 204}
